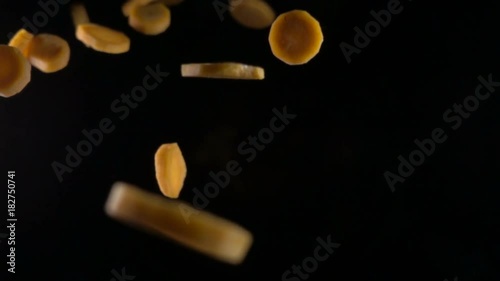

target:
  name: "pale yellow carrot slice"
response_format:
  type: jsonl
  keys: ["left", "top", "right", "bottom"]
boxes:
{"left": 155, "top": 143, "right": 187, "bottom": 199}
{"left": 230, "top": 0, "right": 276, "bottom": 29}
{"left": 122, "top": 0, "right": 153, "bottom": 17}
{"left": 8, "top": 29, "right": 34, "bottom": 57}
{"left": 269, "top": 10, "right": 324, "bottom": 65}
{"left": 71, "top": 1, "right": 90, "bottom": 27}
{"left": 0, "top": 45, "right": 31, "bottom": 98}
{"left": 105, "top": 182, "right": 254, "bottom": 265}
{"left": 128, "top": 1, "right": 171, "bottom": 35}
{"left": 72, "top": 2, "right": 131, "bottom": 54}
{"left": 27, "top": 34, "right": 70, "bottom": 73}
{"left": 181, "top": 62, "right": 265, "bottom": 80}
{"left": 76, "top": 24, "right": 131, "bottom": 54}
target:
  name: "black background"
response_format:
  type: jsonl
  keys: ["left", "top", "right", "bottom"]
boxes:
{"left": 1, "top": 0, "right": 499, "bottom": 280}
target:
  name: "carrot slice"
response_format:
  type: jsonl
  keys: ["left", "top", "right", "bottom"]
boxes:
{"left": 8, "top": 29, "right": 34, "bottom": 57}
{"left": 0, "top": 45, "right": 31, "bottom": 98}
{"left": 105, "top": 182, "right": 254, "bottom": 265}
{"left": 128, "top": 1, "right": 171, "bottom": 35}
{"left": 155, "top": 143, "right": 187, "bottom": 199}
{"left": 72, "top": 2, "right": 131, "bottom": 54}
{"left": 71, "top": 2, "right": 90, "bottom": 26}
{"left": 181, "top": 62, "right": 265, "bottom": 80}
{"left": 122, "top": 0, "right": 153, "bottom": 17}
{"left": 27, "top": 34, "right": 70, "bottom": 73}
{"left": 269, "top": 10, "right": 324, "bottom": 65}
{"left": 230, "top": 0, "right": 276, "bottom": 29}
{"left": 76, "top": 23, "right": 131, "bottom": 54}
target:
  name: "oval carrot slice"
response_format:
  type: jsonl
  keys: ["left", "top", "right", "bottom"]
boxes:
{"left": 72, "top": 2, "right": 131, "bottom": 54}
{"left": 0, "top": 45, "right": 31, "bottom": 98}
{"left": 230, "top": 0, "right": 276, "bottom": 29}
{"left": 122, "top": 0, "right": 154, "bottom": 17}
{"left": 128, "top": 1, "right": 171, "bottom": 35}
{"left": 155, "top": 143, "right": 187, "bottom": 199}
{"left": 76, "top": 23, "right": 131, "bottom": 54}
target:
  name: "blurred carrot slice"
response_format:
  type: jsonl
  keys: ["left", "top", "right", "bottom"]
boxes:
{"left": 0, "top": 45, "right": 31, "bottom": 98}
{"left": 230, "top": 0, "right": 276, "bottom": 29}
{"left": 122, "top": 0, "right": 153, "bottom": 17}
{"left": 105, "top": 182, "right": 254, "bottom": 265}
{"left": 71, "top": 1, "right": 90, "bottom": 26}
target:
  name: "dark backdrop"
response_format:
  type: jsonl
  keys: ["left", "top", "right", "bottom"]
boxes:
{"left": 1, "top": 0, "right": 499, "bottom": 280}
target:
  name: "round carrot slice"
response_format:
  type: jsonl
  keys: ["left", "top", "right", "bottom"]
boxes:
{"left": 128, "top": 1, "right": 171, "bottom": 35}
{"left": 230, "top": 0, "right": 276, "bottom": 29}
{"left": 269, "top": 10, "right": 324, "bottom": 65}
{"left": 0, "top": 45, "right": 31, "bottom": 98}
{"left": 27, "top": 34, "right": 70, "bottom": 73}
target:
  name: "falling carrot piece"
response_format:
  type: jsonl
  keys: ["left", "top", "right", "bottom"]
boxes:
{"left": 71, "top": 1, "right": 90, "bottom": 26}
{"left": 72, "top": 2, "right": 131, "bottom": 54}
{"left": 181, "top": 62, "right": 265, "bottom": 80}
{"left": 155, "top": 143, "right": 187, "bottom": 199}
{"left": 26, "top": 34, "right": 70, "bottom": 73}
{"left": 8, "top": 29, "right": 34, "bottom": 58}
{"left": 76, "top": 24, "right": 131, "bottom": 54}
{"left": 122, "top": 0, "right": 153, "bottom": 17}
{"left": 268, "top": 10, "right": 324, "bottom": 65}
{"left": 122, "top": 1, "right": 136, "bottom": 17}
{"left": 128, "top": 1, "right": 171, "bottom": 35}
{"left": 229, "top": 0, "right": 276, "bottom": 30}
{"left": 105, "top": 182, "right": 254, "bottom": 265}
{"left": 0, "top": 45, "right": 31, "bottom": 98}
